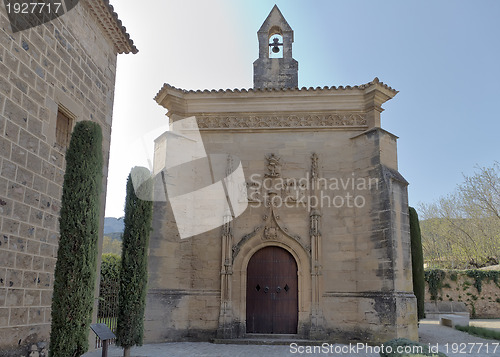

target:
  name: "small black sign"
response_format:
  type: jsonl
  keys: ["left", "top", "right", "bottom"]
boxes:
{"left": 90, "top": 323, "right": 116, "bottom": 341}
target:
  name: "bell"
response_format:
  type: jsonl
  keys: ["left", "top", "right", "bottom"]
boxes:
{"left": 269, "top": 37, "right": 282, "bottom": 54}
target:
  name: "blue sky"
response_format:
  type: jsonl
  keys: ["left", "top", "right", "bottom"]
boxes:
{"left": 105, "top": 0, "right": 500, "bottom": 218}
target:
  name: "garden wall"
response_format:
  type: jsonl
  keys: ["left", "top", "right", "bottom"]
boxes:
{"left": 424, "top": 270, "right": 500, "bottom": 318}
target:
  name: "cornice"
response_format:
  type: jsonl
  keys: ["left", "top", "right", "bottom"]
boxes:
{"left": 350, "top": 127, "right": 399, "bottom": 141}
{"left": 154, "top": 78, "right": 397, "bottom": 117}
{"left": 155, "top": 77, "right": 397, "bottom": 99}
{"left": 84, "top": 0, "right": 138, "bottom": 54}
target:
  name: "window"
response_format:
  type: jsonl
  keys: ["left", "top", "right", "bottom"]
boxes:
{"left": 56, "top": 107, "right": 73, "bottom": 148}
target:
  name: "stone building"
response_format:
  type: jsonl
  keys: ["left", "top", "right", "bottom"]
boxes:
{"left": 146, "top": 6, "right": 417, "bottom": 343}
{"left": 0, "top": 1, "right": 136, "bottom": 355}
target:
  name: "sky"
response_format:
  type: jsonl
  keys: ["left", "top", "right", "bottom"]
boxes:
{"left": 104, "top": 0, "right": 500, "bottom": 218}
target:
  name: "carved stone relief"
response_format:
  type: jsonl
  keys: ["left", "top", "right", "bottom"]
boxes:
{"left": 233, "top": 154, "right": 312, "bottom": 260}
{"left": 197, "top": 113, "right": 367, "bottom": 130}
{"left": 265, "top": 153, "right": 281, "bottom": 178}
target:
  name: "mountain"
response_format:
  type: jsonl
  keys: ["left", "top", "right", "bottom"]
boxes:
{"left": 104, "top": 217, "right": 124, "bottom": 234}
{"left": 107, "top": 232, "right": 123, "bottom": 241}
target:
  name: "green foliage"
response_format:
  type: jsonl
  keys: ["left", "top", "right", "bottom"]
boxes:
{"left": 455, "top": 325, "right": 500, "bottom": 340}
{"left": 425, "top": 269, "right": 500, "bottom": 318}
{"left": 471, "top": 302, "right": 476, "bottom": 318}
{"left": 102, "top": 235, "right": 122, "bottom": 255}
{"left": 107, "top": 232, "right": 123, "bottom": 240}
{"left": 101, "top": 253, "right": 121, "bottom": 280}
{"left": 409, "top": 207, "right": 426, "bottom": 320}
{"left": 98, "top": 254, "right": 120, "bottom": 318}
{"left": 49, "top": 121, "right": 103, "bottom": 357}
{"left": 116, "top": 168, "right": 153, "bottom": 350}
{"left": 465, "top": 270, "right": 500, "bottom": 293}
{"left": 419, "top": 163, "right": 500, "bottom": 270}
{"left": 380, "top": 338, "right": 447, "bottom": 357}
{"left": 424, "top": 270, "right": 446, "bottom": 301}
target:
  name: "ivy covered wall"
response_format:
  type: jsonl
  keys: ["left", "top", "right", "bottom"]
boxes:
{"left": 424, "top": 269, "right": 500, "bottom": 318}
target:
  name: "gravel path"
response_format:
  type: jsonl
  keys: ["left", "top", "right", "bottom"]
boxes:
{"left": 82, "top": 319, "right": 500, "bottom": 357}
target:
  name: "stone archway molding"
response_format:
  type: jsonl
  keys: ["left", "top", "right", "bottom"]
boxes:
{"left": 232, "top": 202, "right": 311, "bottom": 262}
{"left": 232, "top": 228, "right": 312, "bottom": 337}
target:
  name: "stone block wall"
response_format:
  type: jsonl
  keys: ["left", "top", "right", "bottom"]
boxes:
{"left": 0, "top": 2, "right": 121, "bottom": 354}
{"left": 147, "top": 77, "right": 415, "bottom": 343}
{"left": 146, "top": 122, "right": 418, "bottom": 343}
{"left": 424, "top": 270, "right": 500, "bottom": 318}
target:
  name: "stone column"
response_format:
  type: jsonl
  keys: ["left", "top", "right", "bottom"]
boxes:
{"left": 309, "top": 153, "right": 326, "bottom": 338}
{"left": 217, "top": 212, "right": 234, "bottom": 339}
{"left": 217, "top": 156, "right": 235, "bottom": 338}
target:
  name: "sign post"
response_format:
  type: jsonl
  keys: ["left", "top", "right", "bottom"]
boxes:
{"left": 90, "top": 323, "right": 116, "bottom": 357}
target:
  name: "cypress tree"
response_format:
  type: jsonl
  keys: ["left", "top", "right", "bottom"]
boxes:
{"left": 116, "top": 168, "right": 153, "bottom": 357}
{"left": 49, "top": 121, "right": 103, "bottom": 357}
{"left": 409, "top": 206, "right": 426, "bottom": 321}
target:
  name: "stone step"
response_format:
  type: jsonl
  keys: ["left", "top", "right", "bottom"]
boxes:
{"left": 246, "top": 333, "right": 299, "bottom": 340}
{"left": 213, "top": 335, "right": 324, "bottom": 346}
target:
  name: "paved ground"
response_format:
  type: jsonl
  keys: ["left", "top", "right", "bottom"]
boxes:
{"left": 419, "top": 319, "right": 499, "bottom": 356}
{"left": 83, "top": 319, "right": 500, "bottom": 357}
{"left": 471, "top": 319, "right": 500, "bottom": 333}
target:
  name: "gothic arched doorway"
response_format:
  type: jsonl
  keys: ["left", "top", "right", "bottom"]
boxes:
{"left": 246, "top": 246, "right": 298, "bottom": 334}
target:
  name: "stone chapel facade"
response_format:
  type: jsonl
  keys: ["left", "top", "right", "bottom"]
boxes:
{"left": 0, "top": 1, "right": 136, "bottom": 355}
{"left": 145, "top": 6, "right": 417, "bottom": 343}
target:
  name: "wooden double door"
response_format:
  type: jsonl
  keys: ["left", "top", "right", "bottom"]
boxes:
{"left": 246, "top": 246, "right": 298, "bottom": 334}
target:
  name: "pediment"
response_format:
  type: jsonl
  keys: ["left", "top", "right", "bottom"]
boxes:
{"left": 258, "top": 5, "right": 293, "bottom": 34}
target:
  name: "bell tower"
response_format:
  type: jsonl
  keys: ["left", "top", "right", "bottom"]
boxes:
{"left": 253, "top": 5, "right": 298, "bottom": 89}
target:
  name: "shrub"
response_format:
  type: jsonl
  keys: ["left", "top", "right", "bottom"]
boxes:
{"left": 49, "top": 121, "right": 103, "bottom": 357}
{"left": 101, "top": 253, "right": 121, "bottom": 284}
{"left": 98, "top": 253, "right": 121, "bottom": 318}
